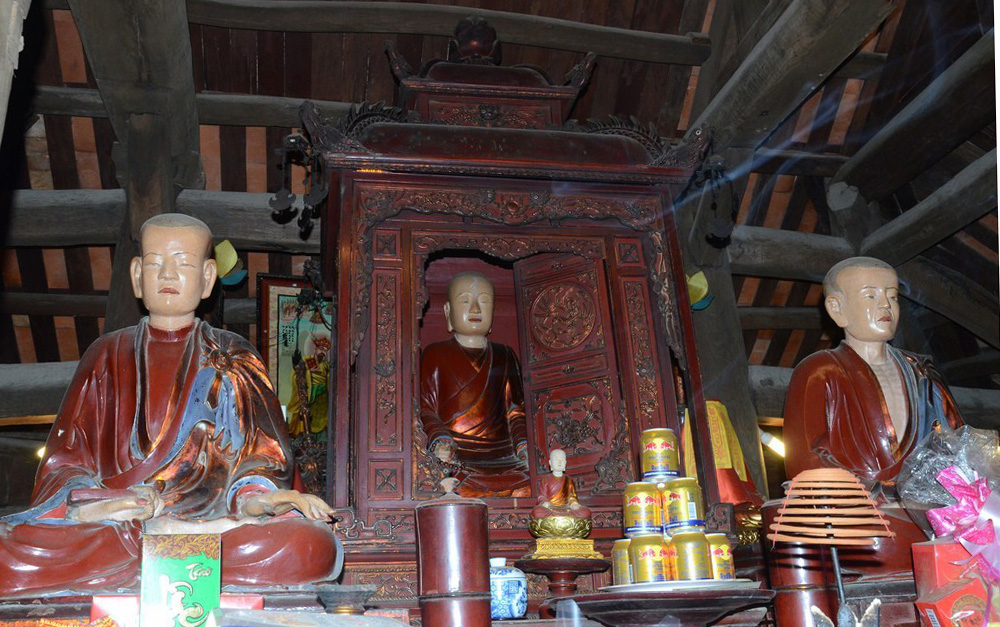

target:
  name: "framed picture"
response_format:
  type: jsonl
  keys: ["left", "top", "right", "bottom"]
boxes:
{"left": 257, "top": 274, "right": 333, "bottom": 437}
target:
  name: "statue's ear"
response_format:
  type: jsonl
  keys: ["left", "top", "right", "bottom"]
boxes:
{"left": 201, "top": 258, "right": 218, "bottom": 298}
{"left": 443, "top": 302, "right": 453, "bottom": 333}
{"left": 825, "top": 293, "right": 848, "bottom": 328}
{"left": 130, "top": 256, "right": 143, "bottom": 298}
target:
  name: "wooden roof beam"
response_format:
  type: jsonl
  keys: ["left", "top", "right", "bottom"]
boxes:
{"left": 66, "top": 0, "right": 204, "bottom": 330}
{"left": 752, "top": 148, "right": 848, "bottom": 178}
{"left": 31, "top": 86, "right": 354, "bottom": 128}
{"left": 5, "top": 189, "right": 124, "bottom": 246}
{"left": 0, "top": 292, "right": 255, "bottom": 325}
{"left": 860, "top": 148, "right": 998, "bottom": 266}
{"left": 66, "top": 1, "right": 202, "bottom": 191}
{"left": 182, "top": 0, "right": 711, "bottom": 65}
{"left": 6, "top": 189, "right": 319, "bottom": 253}
{"left": 728, "top": 226, "right": 1000, "bottom": 348}
{"left": 834, "top": 29, "right": 995, "bottom": 201}
{"left": 738, "top": 306, "right": 825, "bottom": 330}
{"left": 897, "top": 256, "right": 1000, "bottom": 349}
{"left": 941, "top": 349, "right": 1000, "bottom": 383}
{"left": 0, "top": 292, "right": 107, "bottom": 317}
{"left": 688, "top": 0, "right": 900, "bottom": 151}
{"left": 728, "top": 225, "right": 854, "bottom": 283}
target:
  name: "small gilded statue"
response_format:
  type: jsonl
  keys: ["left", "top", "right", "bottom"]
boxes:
{"left": 531, "top": 448, "right": 591, "bottom": 526}
{"left": 527, "top": 449, "right": 601, "bottom": 559}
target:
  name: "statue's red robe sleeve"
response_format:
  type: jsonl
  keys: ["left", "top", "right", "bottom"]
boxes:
{"left": 503, "top": 345, "right": 528, "bottom": 452}
{"left": 31, "top": 330, "right": 134, "bottom": 514}
{"left": 419, "top": 343, "right": 453, "bottom": 451}
{"left": 783, "top": 351, "right": 846, "bottom": 480}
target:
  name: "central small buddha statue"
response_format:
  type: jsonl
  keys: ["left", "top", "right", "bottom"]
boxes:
{"left": 529, "top": 448, "right": 592, "bottom": 539}
{"left": 526, "top": 449, "right": 601, "bottom": 560}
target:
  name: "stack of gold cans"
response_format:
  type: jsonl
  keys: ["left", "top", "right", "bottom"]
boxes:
{"left": 611, "top": 430, "right": 736, "bottom": 586}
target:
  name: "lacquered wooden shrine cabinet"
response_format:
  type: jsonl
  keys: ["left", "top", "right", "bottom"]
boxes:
{"left": 309, "top": 19, "right": 719, "bottom": 612}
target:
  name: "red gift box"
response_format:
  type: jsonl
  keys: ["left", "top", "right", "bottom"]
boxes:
{"left": 90, "top": 594, "right": 263, "bottom": 627}
{"left": 914, "top": 576, "right": 989, "bottom": 627}
{"left": 912, "top": 539, "right": 974, "bottom": 598}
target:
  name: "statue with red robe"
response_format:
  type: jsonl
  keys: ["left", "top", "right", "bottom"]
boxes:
{"left": 784, "top": 257, "right": 963, "bottom": 490}
{"left": 531, "top": 449, "right": 590, "bottom": 519}
{"left": 773, "top": 256, "right": 964, "bottom": 625}
{"left": 0, "top": 214, "right": 342, "bottom": 596}
{"left": 420, "top": 272, "right": 530, "bottom": 497}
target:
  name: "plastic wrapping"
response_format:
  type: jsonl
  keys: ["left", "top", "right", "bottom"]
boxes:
{"left": 900, "top": 422, "right": 1000, "bottom": 627}
{"left": 897, "top": 423, "right": 1000, "bottom": 539}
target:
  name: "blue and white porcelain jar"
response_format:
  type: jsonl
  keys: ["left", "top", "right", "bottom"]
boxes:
{"left": 489, "top": 557, "right": 527, "bottom": 619}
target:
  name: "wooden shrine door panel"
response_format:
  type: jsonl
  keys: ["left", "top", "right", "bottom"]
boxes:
{"left": 514, "top": 253, "right": 632, "bottom": 502}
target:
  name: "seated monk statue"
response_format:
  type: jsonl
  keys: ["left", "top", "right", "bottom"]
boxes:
{"left": 0, "top": 214, "right": 342, "bottom": 596}
{"left": 776, "top": 256, "right": 963, "bottom": 623}
{"left": 531, "top": 449, "right": 590, "bottom": 520}
{"left": 420, "top": 271, "right": 530, "bottom": 497}
{"left": 784, "top": 256, "right": 963, "bottom": 491}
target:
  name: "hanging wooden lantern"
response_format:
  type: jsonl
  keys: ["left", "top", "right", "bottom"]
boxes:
{"left": 767, "top": 468, "right": 894, "bottom": 546}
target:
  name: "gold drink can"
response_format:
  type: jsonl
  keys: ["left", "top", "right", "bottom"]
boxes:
{"left": 673, "top": 530, "right": 712, "bottom": 580}
{"left": 707, "top": 533, "right": 735, "bottom": 580}
{"left": 640, "top": 428, "right": 679, "bottom": 480}
{"left": 662, "top": 536, "right": 678, "bottom": 580}
{"left": 623, "top": 482, "right": 662, "bottom": 537}
{"left": 664, "top": 477, "right": 705, "bottom": 533}
{"left": 611, "top": 539, "right": 632, "bottom": 585}
{"left": 628, "top": 534, "right": 666, "bottom": 583}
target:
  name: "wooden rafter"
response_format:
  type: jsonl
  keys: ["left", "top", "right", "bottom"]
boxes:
{"left": 834, "top": 29, "right": 995, "bottom": 202}
{"left": 31, "top": 86, "right": 354, "bottom": 128}
{"left": 6, "top": 189, "right": 319, "bottom": 253}
{"left": 738, "top": 306, "right": 825, "bottom": 330}
{"left": 66, "top": 0, "right": 204, "bottom": 330}
{"left": 751, "top": 149, "right": 848, "bottom": 178}
{"left": 861, "top": 148, "right": 998, "bottom": 266}
{"left": 897, "top": 256, "right": 1000, "bottom": 349}
{"left": 728, "top": 225, "right": 853, "bottom": 283}
{"left": 183, "top": 0, "right": 711, "bottom": 65}
{"left": 728, "top": 227, "right": 1000, "bottom": 348}
{"left": 942, "top": 349, "right": 1000, "bottom": 383}
{"left": 687, "top": 0, "right": 900, "bottom": 150}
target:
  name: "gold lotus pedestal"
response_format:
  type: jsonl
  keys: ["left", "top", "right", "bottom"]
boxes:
{"left": 520, "top": 515, "right": 609, "bottom": 618}
{"left": 525, "top": 516, "right": 601, "bottom": 559}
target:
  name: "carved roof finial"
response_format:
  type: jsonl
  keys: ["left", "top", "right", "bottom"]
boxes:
{"left": 448, "top": 16, "right": 502, "bottom": 65}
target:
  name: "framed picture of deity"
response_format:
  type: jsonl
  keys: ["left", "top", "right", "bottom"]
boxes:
{"left": 257, "top": 274, "right": 334, "bottom": 440}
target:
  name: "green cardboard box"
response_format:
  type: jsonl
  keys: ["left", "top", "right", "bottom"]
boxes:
{"left": 140, "top": 534, "right": 222, "bottom": 627}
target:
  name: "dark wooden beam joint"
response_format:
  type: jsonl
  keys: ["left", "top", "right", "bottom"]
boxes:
{"left": 860, "top": 148, "right": 998, "bottom": 266}
{"left": 688, "top": 0, "right": 901, "bottom": 150}
{"left": 682, "top": 155, "right": 743, "bottom": 267}
{"left": 835, "top": 29, "right": 996, "bottom": 202}
{"left": 184, "top": 0, "right": 711, "bottom": 65}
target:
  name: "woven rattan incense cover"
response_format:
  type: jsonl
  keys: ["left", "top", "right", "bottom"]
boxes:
{"left": 767, "top": 468, "right": 895, "bottom": 546}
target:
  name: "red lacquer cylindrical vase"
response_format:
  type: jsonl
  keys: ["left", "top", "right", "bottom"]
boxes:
{"left": 415, "top": 493, "right": 491, "bottom": 627}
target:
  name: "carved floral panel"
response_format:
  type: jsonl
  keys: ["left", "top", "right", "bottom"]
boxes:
{"left": 530, "top": 377, "right": 617, "bottom": 494}
{"left": 621, "top": 278, "right": 667, "bottom": 431}
{"left": 371, "top": 269, "right": 402, "bottom": 453}
{"left": 521, "top": 269, "right": 606, "bottom": 365}
{"left": 347, "top": 563, "right": 418, "bottom": 601}
{"left": 427, "top": 101, "right": 551, "bottom": 129}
